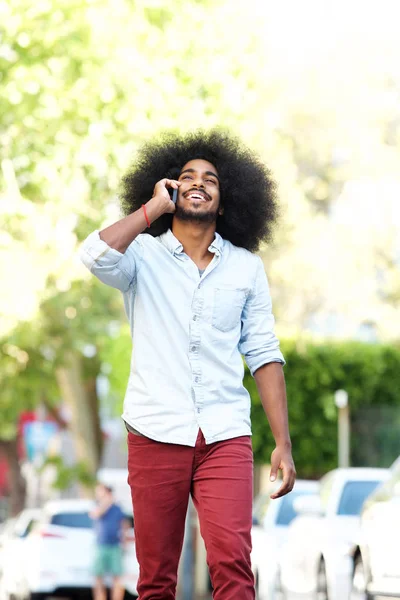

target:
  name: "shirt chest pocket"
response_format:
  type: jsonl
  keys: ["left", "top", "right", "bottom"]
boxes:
{"left": 212, "top": 287, "right": 248, "bottom": 333}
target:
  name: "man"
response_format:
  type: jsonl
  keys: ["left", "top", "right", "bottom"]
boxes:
{"left": 90, "top": 483, "right": 127, "bottom": 600}
{"left": 81, "top": 130, "right": 296, "bottom": 600}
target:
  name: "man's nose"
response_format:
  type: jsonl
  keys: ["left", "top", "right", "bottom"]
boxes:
{"left": 192, "top": 178, "right": 205, "bottom": 188}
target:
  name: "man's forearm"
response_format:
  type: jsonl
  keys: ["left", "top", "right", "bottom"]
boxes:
{"left": 99, "top": 178, "right": 179, "bottom": 253}
{"left": 99, "top": 196, "right": 163, "bottom": 254}
{"left": 253, "top": 362, "right": 291, "bottom": 447}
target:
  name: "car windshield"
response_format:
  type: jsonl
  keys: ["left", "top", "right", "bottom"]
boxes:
{"left": 276, "top": 489, "right": 318, "bottom": 526}
{"left": 337, "top": 481, "right": 381, "bottom": 516}
{"left": 50, "top": 512, "right": 93, "bottom": 529}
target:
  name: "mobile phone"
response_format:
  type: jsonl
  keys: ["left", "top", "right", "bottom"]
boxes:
{"left": 169, "top": 187, "right": 178, "bottom": 204}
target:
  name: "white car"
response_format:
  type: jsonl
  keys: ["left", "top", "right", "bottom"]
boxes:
{"left": 279, "top": 468, "right": 390, "bottom": 600}
{"left": 1, "top": 499, "right": 139, "bottom": 600}
{"left": 350, "top": 456, "right": 400, "bottom": 600}
{"left": 0, "top": 509, "right": 42, "bottom": 599}
{"left": 0, "top": 517, "right": 17, "bottom": 585}
{"left": 251, "top": 480, "right": 319, "bottom": 600}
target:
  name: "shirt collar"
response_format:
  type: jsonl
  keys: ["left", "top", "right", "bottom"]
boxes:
{"left": 159, "top": 228, "right": 224, "bottom": 257}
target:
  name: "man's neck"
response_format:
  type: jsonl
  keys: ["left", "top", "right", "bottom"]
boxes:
{"left": 171, "top": 220, "right": 216, "bottom": 265}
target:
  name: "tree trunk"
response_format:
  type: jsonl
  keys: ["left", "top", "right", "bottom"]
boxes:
{"left": 56, "top": 352, "right": 102, "bottom": 488}
{"left": 0, "top": 438, "right": 26, "bottom": 516}
{"left": 85, "top": 376, "right": 104, "bottom": 462}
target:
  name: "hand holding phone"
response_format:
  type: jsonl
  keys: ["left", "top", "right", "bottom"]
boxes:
{"left": 151, "top": 179, "right": 180, "bottom": 217}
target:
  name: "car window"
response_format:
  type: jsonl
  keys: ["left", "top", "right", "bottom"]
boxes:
{"left": 337, "top": 480, "right": 381, "bottom": 515}
{"left": 276, "top": 489, "right": 318, "bottom": 526}
{"left": 50, "top": 512, "right": 93, "bottom": 529}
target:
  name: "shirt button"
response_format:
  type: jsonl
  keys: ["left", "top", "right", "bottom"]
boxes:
{"left": 195, "top": 377, "right": 200, "bottom": 383}
{"left": 193, "top": 315, "right": 197, "bottom": 321}
{"left": 191, "top": 346, "right": 196, "bottom": 352}
{"left": 197, "top": 408, "right": 201, "bottom": 414}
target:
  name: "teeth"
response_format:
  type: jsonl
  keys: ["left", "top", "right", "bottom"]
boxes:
{"left": 189, "top": 194, "right": 206, "bottom": 200}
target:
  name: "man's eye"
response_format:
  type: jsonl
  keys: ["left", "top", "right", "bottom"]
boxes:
{"left": 181, "top": 175, "right": 192, "bottom": 180}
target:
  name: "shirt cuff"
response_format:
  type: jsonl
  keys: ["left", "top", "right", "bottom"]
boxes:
{"left": 247, "top": 352, "right": 286, "bottom": 377}
{"left": 80, "top": 230, "right": 124, "bottom": 268}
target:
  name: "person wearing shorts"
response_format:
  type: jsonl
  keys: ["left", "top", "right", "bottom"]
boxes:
{"left": 90, "top": 483, "right": 127, "bottom": 600}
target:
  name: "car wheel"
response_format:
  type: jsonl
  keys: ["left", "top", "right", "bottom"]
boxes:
{"left": 254, "top": 570, "right": 260, "bottom": 598}
{"left": 351, "top": 554, "right": 376, "bottom": 600}
{"left": 29, "top": 594, "right": 47, "bottom": 600}
{"left": 316, "top": 559, "right": 328, "bottom": 600}
{"left": 351, "top": 554, "right": 368, "bottom": 600}
{"left": 271, "top": 568, "right": 283, "bottom": 600}
{"left": 123, "top": 592, "right": 138, "bottom": 600}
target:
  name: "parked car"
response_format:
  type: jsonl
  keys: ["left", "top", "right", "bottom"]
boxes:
{"left": 0, "top": 509, "right": 42, "bottom": 598}
{"left": 0, "top": 517, "right": 17, "bottom": 584}
{"left": 1, "top": 499, "right": 138, "bottom": 600}
{"left": 279, "top": 468, "right": 390, "bottom": 600}
{"left": 251, "top": 479, "right": 319, "bottom": 599}
{"left": 350, "top": 456, "right": 400, "bottom": 600}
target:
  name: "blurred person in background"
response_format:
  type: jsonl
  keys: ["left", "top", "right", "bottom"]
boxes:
{"left": 90, "top": 483, "right": 127, "bottom": 600}
{"left": 81, "top": 130, "right": 296, "bottom": 600}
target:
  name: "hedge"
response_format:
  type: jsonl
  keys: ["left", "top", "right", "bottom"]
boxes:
{"left": 247, "top": 340, "right": 400, "bottom": 477}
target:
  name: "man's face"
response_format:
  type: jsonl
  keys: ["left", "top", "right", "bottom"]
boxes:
{"left": 175, "top": 159, "right": 222, "bottom": 224}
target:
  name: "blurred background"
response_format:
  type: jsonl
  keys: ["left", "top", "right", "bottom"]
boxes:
{"left": 1, "top": 0, "right": 400, "bottom": 599}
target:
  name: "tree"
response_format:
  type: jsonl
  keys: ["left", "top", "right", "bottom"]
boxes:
{"left": 0, "top": 322, "right": 57, "bottom": 513}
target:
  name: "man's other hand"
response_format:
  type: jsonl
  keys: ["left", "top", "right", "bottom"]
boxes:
{"left": 269, "top": 445, "right": 296, "bottom": 499}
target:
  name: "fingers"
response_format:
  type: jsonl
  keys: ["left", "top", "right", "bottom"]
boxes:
{"left": 269, "top": 453, "right": 280, "bottom": 483}
{"left": 270, "top": 463, "right": 296, "bottom": 500}
{"left": 153, "top": 179, "right": 181, "bottom": 194}
{"left": 164, "top": 178, "right": 181, "bottom": 189}
{"left": 268, "top": 447, "right": 296, "bottom": 500}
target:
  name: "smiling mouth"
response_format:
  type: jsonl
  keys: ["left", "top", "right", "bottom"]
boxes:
{"left": 185, "top": 191, "right": 210, "bottom": 202}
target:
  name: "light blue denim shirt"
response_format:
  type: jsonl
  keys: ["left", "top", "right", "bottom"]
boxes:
{"left": 80, "top": 228, "right": 285, "bottom": 446}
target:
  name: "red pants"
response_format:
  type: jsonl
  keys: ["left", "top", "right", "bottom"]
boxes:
{"left": 127, "top": 429, "right": 255, "bottom": 600}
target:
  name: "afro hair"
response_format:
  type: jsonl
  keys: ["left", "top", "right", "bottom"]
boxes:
{"left": 120, "top": 129, "right": 279, "bottom": 253}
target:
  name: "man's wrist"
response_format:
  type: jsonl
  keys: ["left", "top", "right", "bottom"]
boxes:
{"left": 145, "top": 196, "right": 165, "bottom": 223}
{"left": 275, "top": 439, "right": 292, "bottom": 451}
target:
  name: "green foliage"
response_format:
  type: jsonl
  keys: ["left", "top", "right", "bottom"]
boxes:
{"left": 0, "top": 321, "right": 59, "bottom": 439}
{"left": 40, "top": 455, "right": 96, "bottom": 491}
{"left": 99, "top": 323, "right": 131, "bottom": 412}
{"left": 0, "top": 277, "right": 122, "bottom": 439}
{"left": 248, "top": 340, "right": 400, "bottom": 476}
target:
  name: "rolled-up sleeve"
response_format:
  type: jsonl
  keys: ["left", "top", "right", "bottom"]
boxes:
{"left": 239, "top": 256, "right": 285, "bottom": 376}
{"left": 79, "top": 230, "right": 143, "bottom": 292}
